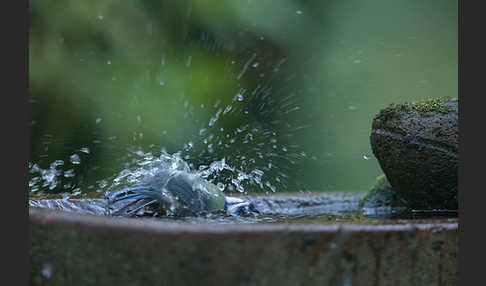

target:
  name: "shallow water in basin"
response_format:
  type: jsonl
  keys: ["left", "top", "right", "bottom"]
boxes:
{"left": 29, "top": 192, "right": 458, "bottom": 225}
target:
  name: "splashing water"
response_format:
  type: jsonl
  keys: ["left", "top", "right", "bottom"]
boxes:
{"left": 29, "top": 38, "right": 315, "bottom": 200}
{"left": 107, "top": 149, "right": 268, "bottom": 198}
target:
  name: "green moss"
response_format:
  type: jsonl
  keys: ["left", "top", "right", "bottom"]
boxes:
{"left": 377, "top": 96, "right": 456, "bottom": 121}
{"left": 359, "top": 174, "right": 397, "bottom": 208}
{"left": 373, "top": 174, "right": 391, "bottom": 190}
{"left": 412, "top": 96, "right": 455, "bottom": 114}
{"left": 361, "top": 174, "right": 390, "bottom": 200}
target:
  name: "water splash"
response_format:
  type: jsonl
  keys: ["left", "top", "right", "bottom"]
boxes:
{"left": 29, "top": 43, "right": 314, "bottom": 198}
{"left": 109, "top": 150, "right": 191, "bottom": 190}
{"left": 29, "top": 161, "right": 65, "bottom": 192}
{"left": 105, "top": 148, "right": 271, "bottom": 197}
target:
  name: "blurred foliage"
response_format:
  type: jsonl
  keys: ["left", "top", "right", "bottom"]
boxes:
{"left": 29, "top": 0, "right": 457, "bottom": 194}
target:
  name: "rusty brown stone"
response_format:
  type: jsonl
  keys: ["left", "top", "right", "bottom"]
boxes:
{"left": 370, "top": 97, "right": 458, "bottom": 210}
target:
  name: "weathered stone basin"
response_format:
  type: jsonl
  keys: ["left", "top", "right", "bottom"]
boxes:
{"left": 29, "top": 193, "right": 458, "bottom": 285}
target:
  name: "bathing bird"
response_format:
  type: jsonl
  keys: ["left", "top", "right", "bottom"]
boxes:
{"left": 106, "top": 169, "right": 260, "bottom": 217}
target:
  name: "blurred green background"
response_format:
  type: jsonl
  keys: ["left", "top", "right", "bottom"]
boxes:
{"left": 28, "top": 0, "right": 457, "bottom": 195}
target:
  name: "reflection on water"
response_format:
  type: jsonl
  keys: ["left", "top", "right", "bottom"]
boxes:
{"left": 29, "top": 191, "right": 458, "bottom": 224}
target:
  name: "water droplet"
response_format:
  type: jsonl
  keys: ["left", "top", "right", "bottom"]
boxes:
{"left": 217, "top": 182, "right": 225, "bottom": 190}
{"left": 223, "top": 105, "right": 232, "bottom": 115}
{"left": 97, "top": 14, "right": 103, "bottom": 20}
{"left": 70, "top": 154, "right": 81, "bottom": 165}
{"left": 80, "top": 147, "right": 90, "bottom": 154}
{"left": 362, "top": 154, "right": 370, "bottom": 160}
{"left": 209, "top": 109, "right": 222, "bottom": 127}
{"left": 237, "top": 53, "right": 256, "bottom": 80}
{"left": 106, "top": 60, "right": 111, "bottom": 65}
{"left": 98, "top": 180, "right": 108, "bottom": 189}
{"left": 160, "top": 55, "right": 166, "bottom": 67}
{"left": 51, "top": 160, "right": 64, "bottom": 168}
{"left": 42, "top": 263, "right": 53, "bottom": 278}
{"left": 296, "top": 10, "right": 303, "bottom": 15}
{"left": 352, "top": 59, "right": 361, "bottom": 64}
{"left": 95, "top": 118, "right": 102, "bottom": 124}
{"left": 233, "top": 90, "right": 245, "bottom": 102}
{"left": 186, "top": 56, "right": 192, "bottom": 67}
{"left": 265, "top": 181, "right": 276, "bottom": 192}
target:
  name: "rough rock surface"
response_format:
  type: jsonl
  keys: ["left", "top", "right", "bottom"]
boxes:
{"left": 370, "top": 97, "right": 458, "bottom": 210}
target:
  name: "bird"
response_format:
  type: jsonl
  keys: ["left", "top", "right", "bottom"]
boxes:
{"left": 105, "top": 169, "right": 260, "bottom": 217}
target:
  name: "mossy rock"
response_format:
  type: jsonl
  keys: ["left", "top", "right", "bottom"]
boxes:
{"left": 370, "top": 97, "right": 458, "bottom": 210}
{"left": 359, "top": 174, "right": 404, "bottom": 208}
